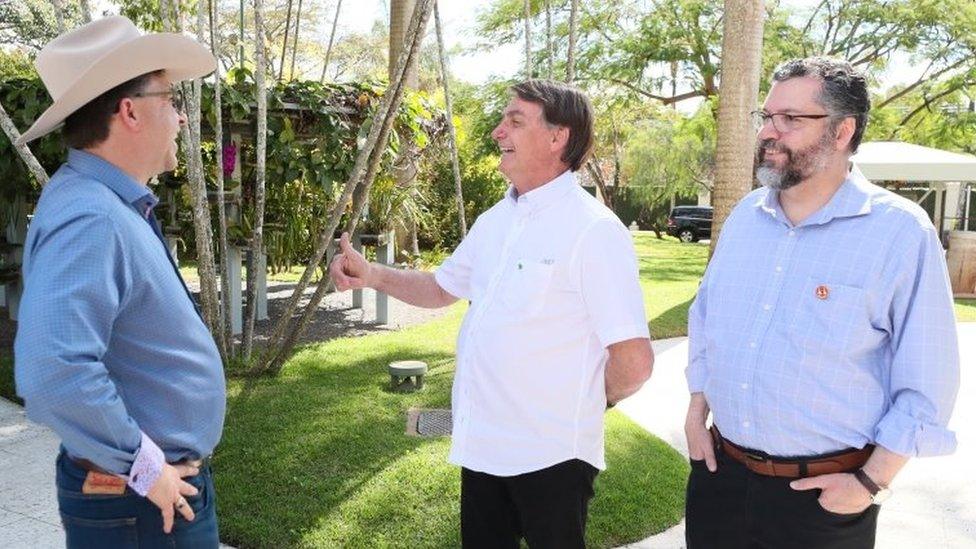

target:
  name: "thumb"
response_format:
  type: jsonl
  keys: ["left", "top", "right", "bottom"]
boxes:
{"left": 790, "top": 477, "right": 823, "bottom": 491}
{"left": 339, "top": 232, "right": 354, "bottom": 254}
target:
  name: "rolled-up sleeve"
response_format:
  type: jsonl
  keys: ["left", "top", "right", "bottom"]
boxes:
{"left": 578, "top": 218, "right": 649, "bottom": 348}
{"left": 14, "top": 211, "right": 149, "bottom": 475}
{"left": 873, "top": 222, "right": 959, "bottom": 457}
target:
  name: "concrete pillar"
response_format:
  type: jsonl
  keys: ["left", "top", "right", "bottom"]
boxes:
{"left": 228, "top": 245, "right": 243, "bottom": 335}
{"left": 165, "top": 236, "right": 179, "bottom": 264}
{"left": 256, "top": 250, "right": 268, "bottom": 321}
{"left": 352, "top": 234, "right": 364, "bottom": 309}
{"left": 944, "top": 182, "right": 963, "bottom": 231}
{"left": 376, "top": 230, "right": 395, "bottom": 324}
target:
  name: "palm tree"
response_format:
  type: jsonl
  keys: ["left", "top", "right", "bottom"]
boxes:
{"left": 710, "top": 0, "right": 765, "bottom": 256}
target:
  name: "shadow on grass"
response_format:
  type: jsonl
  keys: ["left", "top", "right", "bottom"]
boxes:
{"left": 648, "top": 296, "right": 695, "bottom": 340}
{"left": 214, "top": 310, "right": 688, "bottom": 548}
{"left": 215, "top": 341, "right": 461, "bottom": 548}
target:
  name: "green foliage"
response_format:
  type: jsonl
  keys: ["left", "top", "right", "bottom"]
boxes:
{"left": 0, "top": 0, "right": 82, "bottom": 51}
{"left": 0, "top": 56, "right": 445, "bottom": 271}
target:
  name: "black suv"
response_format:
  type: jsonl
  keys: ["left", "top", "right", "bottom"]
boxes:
{"left": 666, "top": 205, "right": 713, "bottom": 243}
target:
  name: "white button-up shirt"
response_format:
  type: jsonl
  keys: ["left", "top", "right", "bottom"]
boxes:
{"left": 435, "top": 171, "right": 649, "bottom": 476}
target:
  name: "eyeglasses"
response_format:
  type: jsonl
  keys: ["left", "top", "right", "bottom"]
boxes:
{"left": 750, "top": 110, "right": 852, "bottom": 133}
{"left": 132, "top": 87, "right": 184, "bottom": 112}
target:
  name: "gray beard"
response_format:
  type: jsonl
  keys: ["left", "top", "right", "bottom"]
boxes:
{"left": 756, "top": 165, "right": 803, "bottom": 190}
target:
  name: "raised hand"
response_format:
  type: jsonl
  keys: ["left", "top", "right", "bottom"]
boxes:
{"left": 329, "top": 232, "right": 373, "bottom": 291}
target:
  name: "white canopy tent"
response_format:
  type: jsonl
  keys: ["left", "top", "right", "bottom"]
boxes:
{"left": 853, "top": 141, "right": 976, "bottom": 182}
{"left": 852, "top": 141, "right": 976, "bottom": 233}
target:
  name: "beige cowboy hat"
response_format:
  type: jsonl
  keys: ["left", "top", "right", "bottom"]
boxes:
{"left": 16, "top": 15, "right": 216, "bottom": 146}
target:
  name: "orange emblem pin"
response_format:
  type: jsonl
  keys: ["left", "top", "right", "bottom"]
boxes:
{"left": 815, "top": 285, "right": 829, "bottom": 300}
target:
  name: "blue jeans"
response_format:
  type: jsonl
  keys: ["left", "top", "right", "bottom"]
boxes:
{"left": 56, "top": 451, "right": 220, "bottom": 548}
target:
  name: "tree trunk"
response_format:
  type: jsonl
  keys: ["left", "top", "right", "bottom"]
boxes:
{"left": 278, "top": 0, "right": 294, "bottom": 81}
{"left": 434, "top": 0, "right": 466, "bottom": 236}
{"left": 523, "top": 0, "right": 532, "bottom": 78}
{"left": 243, "top": 0, "right": 269, "bottom": 357}
{"left": 210, "top": 0, "right": 233, "bottom": 356}
{"left": 544, "top": 0, "right": 553, "bottom": 79}
{"left": 389, "top": 0, "right": 422, "bottom": 258}
{"left": 289, "top": 0, "right": 304, "bottom": 80}
{"left": 585, "top": 158, "right": 612, "bottom": 209}
{"left": 711, "top": 0, "right": 765, "bottom": 257}
{"left": 161, "top": 0, "right": 223, "bottom": 343}
{"left": 389, "top": 0, "right": 419, "bottom": 86}
{"left": 567, "top": 0, "right": 578, "bottom": 83}
{"left": 319, "top": 0, "right": 343, "bottom": 82}
{"left": 259, "top": 0, "right": 436, "bottom": 374}
{"left": 78, "top": 0, "right": 92, "bottom": 23}
{"left": 0, "top": 103, "right": 49, "bottom": 186}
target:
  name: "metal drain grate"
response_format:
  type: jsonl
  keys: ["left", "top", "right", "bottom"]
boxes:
{"left": 415, "top": 409, "right": 452, "bottom": 437}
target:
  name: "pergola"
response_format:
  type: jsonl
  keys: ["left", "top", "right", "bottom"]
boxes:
{"left": 852, "top": 141, "right": 976, "bottom": 233}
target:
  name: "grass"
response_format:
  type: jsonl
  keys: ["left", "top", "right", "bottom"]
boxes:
{"left": 178, "top": 261, "right": 321, "bottom": 285}
{"left": 215, "top": 306, "right": 687, "bottom": 548}
{"left": 955, "top": 298, "right": 976, "bottom": 322}
{"left": 636, "top": 234, "right": 708, "bottom": 339}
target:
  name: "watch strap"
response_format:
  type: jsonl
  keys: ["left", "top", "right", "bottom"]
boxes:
{"left": 853, "top": 468, "right": 881, "bottom": 495}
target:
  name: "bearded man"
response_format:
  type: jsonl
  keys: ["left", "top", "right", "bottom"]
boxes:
{"left": 682, "top": 57, "right": 960, "bottom": 548}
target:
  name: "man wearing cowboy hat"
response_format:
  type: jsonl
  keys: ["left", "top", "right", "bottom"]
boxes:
{"left": 14, "top": 16, "right": 226, "bottom": 547}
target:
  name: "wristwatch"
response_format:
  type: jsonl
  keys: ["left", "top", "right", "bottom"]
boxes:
{"left": 853, "top": 469, "right": 892, "bottom": 504}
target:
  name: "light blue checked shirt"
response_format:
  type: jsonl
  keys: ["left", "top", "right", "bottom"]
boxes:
{"left": 15, "top": 149, "right": 225, "bottom": 482}
{"left": 687, "top": 169, "right": 959, "bottom": 458}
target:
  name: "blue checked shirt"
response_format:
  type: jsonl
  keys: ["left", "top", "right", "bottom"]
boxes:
{"left": 687, "top": 169, "right": 959, "bottom": 458}
{"left": 15, "top": 149, "right": 225, "bottom": 476}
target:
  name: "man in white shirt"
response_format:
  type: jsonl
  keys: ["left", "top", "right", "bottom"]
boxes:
{"left": 330, "top": 79, "right": 653, "bottom": 548}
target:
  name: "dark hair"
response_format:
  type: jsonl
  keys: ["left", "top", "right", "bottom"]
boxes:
{"left": 510, "top": 79, "right": 594, "bottom": 171}
{"left": 771, "top": 57, "right": 870, "bottom": 153}
{"left": 62, "top": 70, "right": 165, "bottom": 149}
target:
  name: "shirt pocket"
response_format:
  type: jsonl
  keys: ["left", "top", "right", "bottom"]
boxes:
{"left": 795, "top": 276, "right": 868, "bottom": 358}
{"left": 499, "top": 258, "right": 555, "bottom": 316}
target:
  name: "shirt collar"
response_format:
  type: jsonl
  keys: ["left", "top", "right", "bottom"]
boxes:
{"left": 67, "top": 149, "right": 159, "bottom": 217}
{"left": 754, "top": 167, "right": 873, "bottom": 227}
{"left": 505, "top": 170, "right": 578, "bottom": 214}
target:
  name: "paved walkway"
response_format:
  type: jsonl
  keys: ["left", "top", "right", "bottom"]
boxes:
{"left": 2, "top": 326, "right": 973, "bottom": 548}
{"left": 620, "top": 323, "right": 976, "bottom": 548}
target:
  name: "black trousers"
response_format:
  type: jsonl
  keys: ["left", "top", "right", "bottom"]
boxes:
{"left": 460, "top": 459, "right": 599, "bottom": 549}
{"left": 685, "top": 445, "right": 880, "bottom": 549}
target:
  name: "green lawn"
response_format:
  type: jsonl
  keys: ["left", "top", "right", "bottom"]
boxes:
{"left": 216, "top": 306, "right": 688, "bottom": 548}
{"left": 636, "top": 234, "right": 708, "bottom": 339}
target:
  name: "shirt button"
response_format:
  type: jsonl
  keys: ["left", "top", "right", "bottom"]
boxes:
{"left": 742, "top": 421, "right": 751, "bottom": 428}
{"left": 788, "top": 230, "right": 796, "bottom": 237}
{"left": 775, "top": 266, "right": 783, "bottom": 272}
{"left": 749, "top": 342, "right": 757, "bottom": 348}
{"left": 741, "top": 383, "right": 749, "bottom": 389}
{"left": 762, "top": 304, "right": 771, "bottom": 311}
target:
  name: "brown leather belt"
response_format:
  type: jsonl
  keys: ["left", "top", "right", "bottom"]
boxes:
{"left": 710, "top": 426, "right": 872, "bottom": 478}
